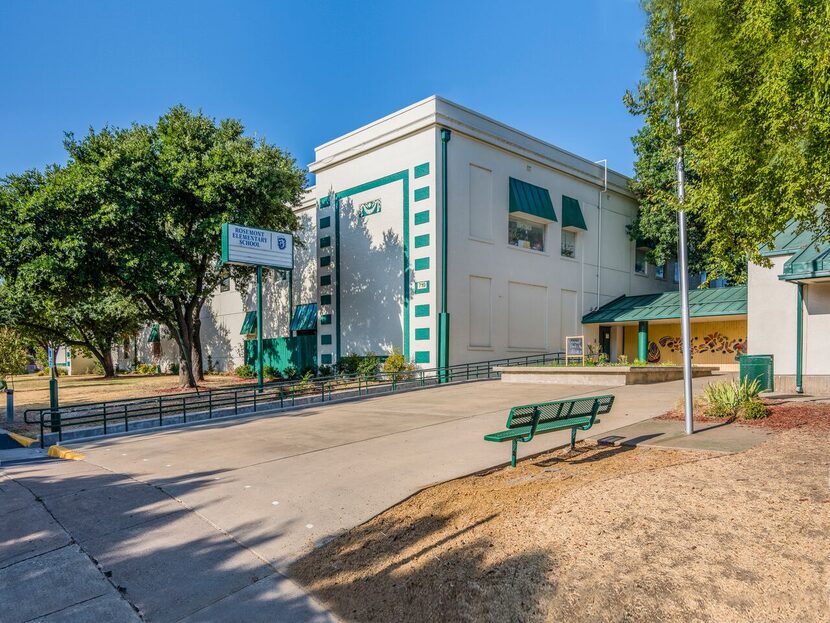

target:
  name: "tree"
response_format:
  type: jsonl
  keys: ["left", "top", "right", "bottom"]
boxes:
{"left": 45, "top": 106, "right": 305, "bottom": 387}
{"left": 685, "top": 0, "right": 830, "bottom": 273}
{"left": 0, "top": 172, "right": 144, "bottom": 377}
{"left": 0, "top": 328, "right": 28, "bottom": 389}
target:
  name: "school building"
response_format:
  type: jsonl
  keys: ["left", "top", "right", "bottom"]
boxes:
{"left": 127, "top": 96, "right": 748, "bottom": 374}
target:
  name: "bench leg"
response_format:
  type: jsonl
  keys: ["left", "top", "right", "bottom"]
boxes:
{"left": 511, "top": 439, "right": 518, "bottom": 467}
{"left": 570, "top": 427, "right": 577, "bottom": 450}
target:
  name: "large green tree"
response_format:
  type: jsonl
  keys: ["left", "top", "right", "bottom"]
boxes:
{"left": 48, "top": 106, "right": 305, "bottom": 387}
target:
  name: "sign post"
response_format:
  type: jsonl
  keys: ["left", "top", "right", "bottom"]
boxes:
{"left": 565, "top": 336, "right": 585, "bottom": 366}
{"left": 221, "top": 224, "right": 294, "bottom": 389}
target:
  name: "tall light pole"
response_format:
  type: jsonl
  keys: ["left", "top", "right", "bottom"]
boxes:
{"left": 671, "top": 20, "right": 694, "bottom": 434}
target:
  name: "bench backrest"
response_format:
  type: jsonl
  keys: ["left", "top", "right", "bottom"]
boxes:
{"left": 505, "top": 395, "right": 615, "bottom": 430}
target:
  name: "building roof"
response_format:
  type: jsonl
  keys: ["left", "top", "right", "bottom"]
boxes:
{"left": 780, "top": 237, "right": 830, "bottom": 281}
{"left": 581, "top": 286, "right": 747, "bottom": 324}
{"left": 760, "top": 219, "right": 821, "bottom": 257}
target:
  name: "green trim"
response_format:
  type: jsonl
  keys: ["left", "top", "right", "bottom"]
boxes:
{"left": 415, "top": 327, "right": 430, "bottom": 340}
{"left": 321, "top": 334, "right": 332, "bottom": 345}
{"left": 240, "top": 312, "right": 256, "bottom": 335}
{"left": 414, "top": 210, "right": 430, "bottom": 225}
{"left": 320, "top": 255, "right": 331, "bottom": 267}
{"left": 796, "top": 284, "right": 803, "bottom": 392}
{"left": 319, "top": 196, "right": 331, "bottom": 208}
{"left": 414, "top": 162, "right": 430, "bottom": 178}
{"left": 414, "top": 257, "right": 430, "bottom": 270}
{"left": 320, "top": 274, "right": 331, "bottom": 286}
{"left": 415, "top": 304, "right": 430, "bottom": 317}
{"left": 414, "top": 351, "right": 430, "bottom": 364}
{"left": 414, "top": 280, "right": 430, "bottom": 294}
{"left": 289, "top": 303, "right": 318, "bottom": 332}
{"left": 414, "top": 234, "right": 430, "bottom": 248}
{"left": 335, "top": 170, "right": 410, "bottom": 360}
{"left": 414, "top": 186, "right": 430, "bottom": 202}
{"left": 319, "top": 216, "right": 331, "bottom": 229}
{"left": 147, "top": 323, "right": 160, "bottom": 342}
{"left": 439, "top": 128, "right": 451, "bottom": 375}
{"left": 320, "top": 294, "right": 332, "bottom": 305}
{"left": 321, "top": 353, "right": 332, "bottom": 364}
{"left": 320, "top": 236, "right": 331, "bottom": 248}
{"left": 320, "top": 313, "right": 332, "bottom": 325}
{"left": 637, "top": 321, "right": 648, "bottom": 361}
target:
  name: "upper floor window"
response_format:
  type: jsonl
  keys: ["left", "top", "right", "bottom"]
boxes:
{"left": 635, "top": 248, "right": 648, "bottom": 275}
{"left": 509, "top": 216, "right": 545, "bottom": 252}
{"left": 561, "top": 230, "right": 577, "bottom": 258}
{"left": 655, "top": 264, "right": 665, "bottom": 280}
{"left": 673, "top": 263, "right": 680, "bottom": 283}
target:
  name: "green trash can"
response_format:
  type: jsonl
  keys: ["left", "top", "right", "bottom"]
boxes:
{"left": 739, "top": 354, "right": 774, "bottom": 392}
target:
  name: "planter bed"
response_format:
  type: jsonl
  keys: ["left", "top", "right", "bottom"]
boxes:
{"left": 496, "top": 365, "right": 716, "bottom": 386}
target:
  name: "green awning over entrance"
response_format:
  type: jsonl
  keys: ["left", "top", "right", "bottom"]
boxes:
{"left": 147, "top": 324, "right": 160, "bottom": 343}
{"left": 780, "top": 235, "right": 830, "bottom": 281}
{"left": 290, "top": 303, "right": 318, "bottom": 332}
{"left": 240, "top": 311, "right": 257, "bottom": 335}
{"left": 561, "top": 195, "right": 587, "bottom": 230}
{"left": 582, "top": 286, "right": 747, "bottom": 324}
{"left": 508, "top": 177, "right": 557, "bottom": 222}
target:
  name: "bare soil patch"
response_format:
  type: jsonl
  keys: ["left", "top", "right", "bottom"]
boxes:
{"left": 291, "top": 431, "right": 830, "bottom": 623}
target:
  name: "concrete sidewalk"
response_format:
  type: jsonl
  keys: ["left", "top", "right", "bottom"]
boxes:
{"left": 1, "top": 375, "right": 724, "bottom": 622}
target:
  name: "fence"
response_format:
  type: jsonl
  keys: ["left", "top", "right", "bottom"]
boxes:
{"left": 24, "top": 352, "right": 564, "bottom": 446}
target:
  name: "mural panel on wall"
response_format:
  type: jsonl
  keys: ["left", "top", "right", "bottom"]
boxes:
{"left": 648, "top": 332, "right": 747, "bottom": 363}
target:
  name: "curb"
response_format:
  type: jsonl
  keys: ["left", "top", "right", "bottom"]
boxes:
{"left": 47, "top": 445, "right": 85, "bottom": 460}
{"left": 8, "top": 432, "right": 36, "bottom": 448}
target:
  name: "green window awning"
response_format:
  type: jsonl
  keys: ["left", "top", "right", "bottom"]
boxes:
{"left": 582, "top": 285, "right": 747, "bottom": 324}
{"left": 562, "top": 195, "right": 587, "bottom": 230}
{"left": 290, "top": 303, "right": 318, "bottom": 332}
{"left": 508, "top": 177, "right": 556, "bottom": 222}
{"left": 780, "top": 234, "right": 830, "bottom": 281}
{"left": 240, "top": 311, "right": 257, "bottom": 335}
{"left": 147, "top": 324, "right": 160, "bottom": 343}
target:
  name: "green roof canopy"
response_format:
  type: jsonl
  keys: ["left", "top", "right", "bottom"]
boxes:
{"left": 582, "top": 286, "right": 747, "bottom": 324}
{"left": 289, "top": 303, "right": 318, "bottom": 331}
{"left": 561, "top": 195, "right": 587, "bottom": 230}
{"left": 240, "top": 311, "right": 257, "bottom": 335}
{"left": 147, "top": 324, "right": 160, "bottom": 343}
{"left": 780, "top": 236, "right": 830, "bottom": 281}
{"left": 508, "top": 178, "right": 556, "bottom": 222}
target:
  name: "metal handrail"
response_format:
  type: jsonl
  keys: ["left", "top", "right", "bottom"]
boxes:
{"left": 24, "top": 352, "right": 563, "bottom": 446}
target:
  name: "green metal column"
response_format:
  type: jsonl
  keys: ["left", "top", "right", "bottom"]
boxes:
{"left": 256, "top": 265, "right": 264, "bottom": 389}
{"left": 637, "top": 321, "right": 648, "bottom": 362}
{"left": 288, "top": 268, "right": 294, "bottom": 338}
{"left": 796, "top": 283, "right": 803, "bottom": 393}
{"left": 438, "top": 128, "right": 452, "bottom": 379}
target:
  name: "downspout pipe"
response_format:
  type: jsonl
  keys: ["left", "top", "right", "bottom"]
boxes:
{"left": 796, "top": 283, "right": 804, "bottom": 394}
{"left": 438, "top": 128, "right": 452, "bottom": 378}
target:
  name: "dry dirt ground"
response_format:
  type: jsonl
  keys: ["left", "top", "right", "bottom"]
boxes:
{"left": 291, "top": 428, "right": 830, "bottom": 622}
{"left": 6, "top": 373, "right": 255, "bottom": 435}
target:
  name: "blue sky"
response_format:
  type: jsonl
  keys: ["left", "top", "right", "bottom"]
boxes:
{"left": 0, "top": 1, "right": 646, "bottom": 181}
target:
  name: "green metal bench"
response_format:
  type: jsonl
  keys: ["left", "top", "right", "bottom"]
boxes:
{"left": 484, "top": 395, "right": 615, "bottom": 467}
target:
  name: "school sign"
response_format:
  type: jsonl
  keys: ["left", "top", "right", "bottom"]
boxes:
{"left": 221, "top": 223, "right": 294, "bottom": 270}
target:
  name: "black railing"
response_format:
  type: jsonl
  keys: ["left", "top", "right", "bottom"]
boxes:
{"left": 24, "top": 352, "right": 564, "bottom": 446}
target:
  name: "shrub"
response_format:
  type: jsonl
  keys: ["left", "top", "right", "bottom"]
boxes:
{"left": 318, "top": 365, "right": 333, "bottom": 377}
{"left": 739, "top": 399, "right": 769, "bottom": 420}
{"left": 168, "top": 362, "right": 180, "bottom": 375}
{"left": 135, "top": 363, "right": 158, "bottom": 375}
{"left": 357, "top": 352, "right": 380, "bottom": 377}
{"left": 337, "top": 353, "right": 362, "bottom": 375}
{"left": 283, "top": 366, "right": 297, "bottom": 379}
{"left": 631, "top": 359, "right": 648, "bottom": 367}
{"left": 383, "top": 347, "right": 417, "bottom": 378}
{"left": 301, "top": 365, "right": 318, "bottom": 378}
{"left": 616, "top": 355, "right": 629, "bottom": 365}
{"left": 702, "top": 378, "right": 762, "bottom": 419}
{"left": 263, "top": 365, "right": 282, "bottom": 380}
{"left": 234, "top": 364, "right": 256, "bottom": 379}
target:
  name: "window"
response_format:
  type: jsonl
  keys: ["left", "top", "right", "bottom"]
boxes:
{"left": 673, "top": 263, "right": 680, "bottom": 283}
{"left": 561, "top": 230, "right": 577, "bottom": 258}
{"left": 509, "top": 216, "right": 545, "bottom": 252}
{"left": 220, "top": 276, "right": 230, "bottom": 292}
{"left": 655, "top": 264, "right": 665, "bottom": 280}
{"left": 634, "top": 249, "right": 648, "bottom": 275}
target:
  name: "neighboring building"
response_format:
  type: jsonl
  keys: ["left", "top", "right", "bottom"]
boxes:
{"left": 581, "top": 286, "right": 747, "bottom": 369}
{"left": 126, "top": 96, "right": 689, "bottom": 373}
{"left": 748, "top": 222, "right": 830, "bottom": 393}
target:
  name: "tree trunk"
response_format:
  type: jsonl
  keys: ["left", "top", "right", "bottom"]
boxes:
{"left": 191, "top": 315, "right": 205, "bottom": 381}
{"left": 173, "top": 309, "right": 198, "bottom": 389}
{"left": 101, "top": 349, "right": 116, "bottom": 378}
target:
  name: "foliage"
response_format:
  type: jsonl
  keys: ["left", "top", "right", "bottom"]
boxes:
{"left": 283, "top": 366, "right": 297, "bottom": 379}
{"left": 383, "top": 348, "right": 417, "bottom": 374}
{"left": 263, "top": 365, "right": 282, "bottom": 380}
{"left": 0, "top": 328, "right": 29, "bottom": 387}
{"left": 616, "top": 354, "right": 629, "bottom": 365}
{"left": 739, "top": 399, "right": 769, "bottom": 420}
{"left": 134, "top": 363, "right": 159, "bottom": 375}
{"left": 357, "top": 352, "right": 380, "bottom": 377}
{"left": 337, "top": 353, "right": 362, "bottom": 375}
{"left": 234, "top": 364, "right": 255, "bottom": 379}
{"left": 38, "top": 366, "right": 68, "bottom": 377}
{"left": 318, "top": 364, "right": 333, "bottom": 377}
{"left": 702, "top": 377, "right": 762, "bottom": 418}
{"left": 1, "top": 106, "right": 306, "bottom": 387}
{"left": 168, "top": 362, "right": 180, "bottom": 375}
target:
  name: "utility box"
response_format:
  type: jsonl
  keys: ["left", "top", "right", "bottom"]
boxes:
{"left": 739, "top": 354, "right": 774, "bottom": 392}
